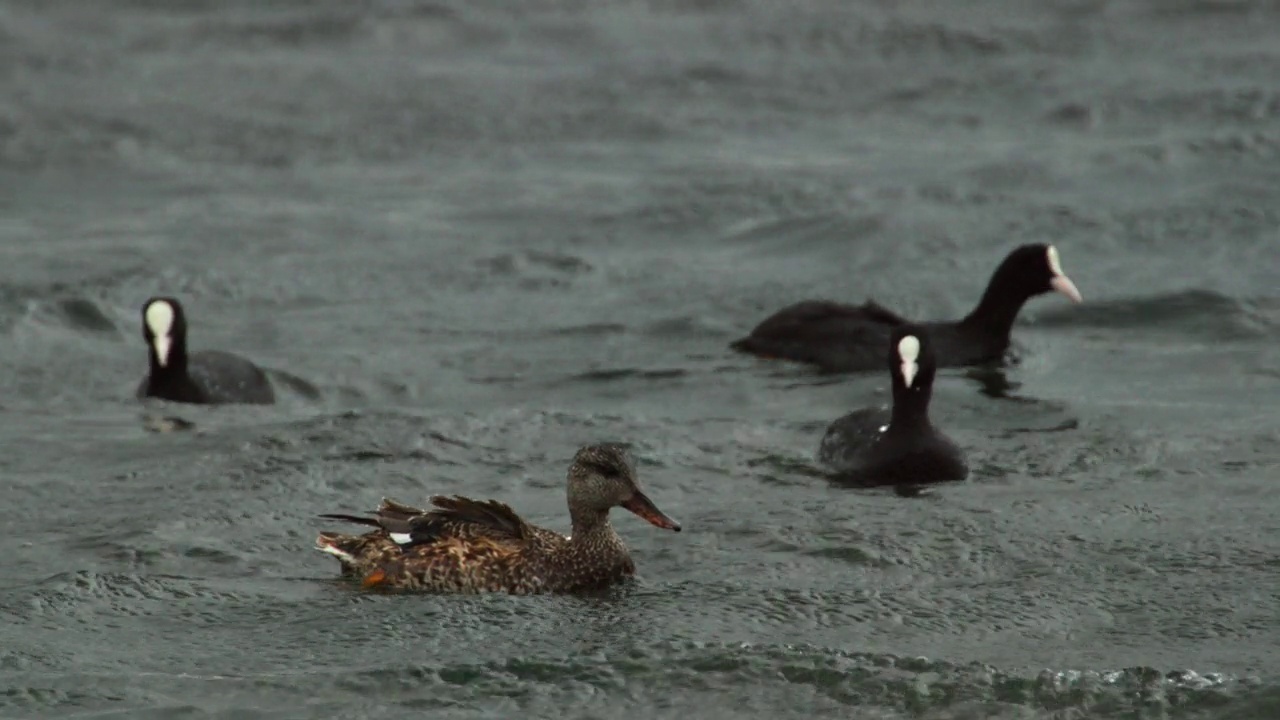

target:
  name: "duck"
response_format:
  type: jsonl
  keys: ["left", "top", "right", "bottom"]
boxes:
{"left": 730, "top": 243, "right": 1082, "bottom": 373}
{"left": 315, "top": 443, "right": 683, "bottom": 594}
{"left": 137, "top": 296, "right": 276, "bottom": 405}
{"left": 818, "top": 324, "right": 968, "bottom": 489}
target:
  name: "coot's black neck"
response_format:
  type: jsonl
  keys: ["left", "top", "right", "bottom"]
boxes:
{"left": 889, "top": 381, "right": 933, "bottom": 432}
{"left": 961, "top": 281, "right": 1035, "bottom": 342}
{"left": 148, "top": 333, "right": 190, "bottom": 373}
{"left": 145, "top": 340, "right": 202, "bottom": 402}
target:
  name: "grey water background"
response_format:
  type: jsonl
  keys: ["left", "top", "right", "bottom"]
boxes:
{"left": 1, "top": 0, "right": 1279, "bottom": 717}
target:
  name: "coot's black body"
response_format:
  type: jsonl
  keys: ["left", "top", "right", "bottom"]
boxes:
{"left": 818, "top": 325, "right": 967, "bottom": 490}
{"left": 732, "top": 244, "right": 1082, "bottom": 373}
{"left": 137, "top": 297, "right": 276, "bottom": 406}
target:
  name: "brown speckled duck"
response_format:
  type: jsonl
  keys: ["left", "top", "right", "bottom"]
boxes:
{"left": 315, "top": 443, "right": 682, "bottom": 594}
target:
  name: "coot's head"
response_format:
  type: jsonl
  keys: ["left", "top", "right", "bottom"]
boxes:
{"left": 888, "top": 324, "right": 936, "bottom": 394}
{"left": 141, "top": 297, "right": 188, "bottom": 368}
{"left": 990, "top": 244, "right": 1083, "bottom": 305}
{"left": 567, "top": 443, "right": 681, "bottom": 532}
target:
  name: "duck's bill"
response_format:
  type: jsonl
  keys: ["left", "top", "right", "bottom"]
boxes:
{"left": 622, "top": 491, "right": 682, "bottom": 532}
{"left": 1050, "top": 274, "right": 1083, "bottom": 303}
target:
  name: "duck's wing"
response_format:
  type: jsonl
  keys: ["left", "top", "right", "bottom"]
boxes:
{"left": 412, "top": 495, "right": 532, "bottom": 544}
{"left": 318, "top": 498, "right": 426, "bottom": 529}
{"left": 320, "top": 496, "right": 535, "bottom": 549}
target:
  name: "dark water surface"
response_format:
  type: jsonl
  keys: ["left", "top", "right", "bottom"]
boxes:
{"left": 2, "top": 1, "right": 1279, "bottom": 718}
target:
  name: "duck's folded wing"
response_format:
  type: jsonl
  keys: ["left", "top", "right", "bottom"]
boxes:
{"left": 319, "top": 496, "right": 532, "bottom": 548}
{"left": 390, "top": 495, "right": 531, "bottom": 547}
{"left": 318, "top": 498, "right": 429, "bottom": 532}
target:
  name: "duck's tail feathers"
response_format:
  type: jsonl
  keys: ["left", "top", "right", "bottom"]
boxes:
{"left": 315, "top": 531, "right": 362, "bottom": 563}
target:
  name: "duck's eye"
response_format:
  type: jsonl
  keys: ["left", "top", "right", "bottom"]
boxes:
{"left": 588, "top": 461, "right": 624, "bottom": 479}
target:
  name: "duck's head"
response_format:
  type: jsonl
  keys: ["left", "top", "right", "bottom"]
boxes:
{"left": 567, "top": 443, "right": 681, "bottom": 531}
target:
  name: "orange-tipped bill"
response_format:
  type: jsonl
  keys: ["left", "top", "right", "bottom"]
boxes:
{"left": 621, "top": 490, "right": 682, "bottom": 531}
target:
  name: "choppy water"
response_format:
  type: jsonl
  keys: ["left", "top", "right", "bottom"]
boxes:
{"left": 2, "top": 1, "right": 1279, "bottom": 718}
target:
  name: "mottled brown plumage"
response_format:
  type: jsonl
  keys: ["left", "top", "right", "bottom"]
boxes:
{"left": 315, "top": 444, "right": 683, "bottom": 594}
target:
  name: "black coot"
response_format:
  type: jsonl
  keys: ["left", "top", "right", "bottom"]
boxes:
{"left": 137, "top": 297, "right": 276, "bottom": 405}
{"left": 818, "top": 324, "right": 967, "bottom": 489}
{"left": 731, "top": 243, "right": 1082, "bottom": 373}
